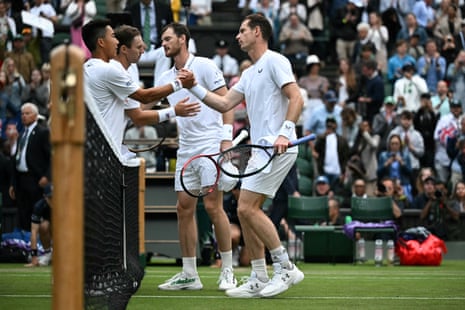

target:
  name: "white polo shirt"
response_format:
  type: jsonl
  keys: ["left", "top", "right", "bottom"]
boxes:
{"left": 156, "top": 54, "right": 226, "bottom": 158}
{"left": 84, "top": 58, "right": 140, "bottom": 148}
{"left": 233, "top": 50, "right": 297, "bottom": 152}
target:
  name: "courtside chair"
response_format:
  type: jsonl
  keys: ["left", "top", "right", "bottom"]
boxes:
{"left": 287, "top": 196, "right": 331, "bottom": 262}
{"left": 298, "top": 175, "right": 313, "bottom": 196}
{"left": 350, "top": 196, "right": 397, "bottom": 261}
{"left": 296, "top": 144, "right": 314, "bottom": 178}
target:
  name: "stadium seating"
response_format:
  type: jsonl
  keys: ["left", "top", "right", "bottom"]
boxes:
{"left": 298, "top": 175, "right": 313, "bottom": 197}
{"left": 287, "top": 196, "right": 330, "bottom": 261}
{"left": 350, "top": 196, "right": 397, "bottom": 261}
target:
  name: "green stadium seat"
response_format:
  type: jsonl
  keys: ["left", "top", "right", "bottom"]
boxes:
{"left": 298, "top": 175, "right": 313, "bottom": 196}
{"left": 351, "top": 196, "right": 394, "bottom": 222}
{"left": 287, "top": 195, "right": 329, "bottom": 261}
{"left": 296, "top": 143, "right": 314, "bottom": 179}
{"left": 296, "top": 157, "right": 312, "bottom": 178}
{"left": 350, "top": 196, "right": 397, "bottom": 262}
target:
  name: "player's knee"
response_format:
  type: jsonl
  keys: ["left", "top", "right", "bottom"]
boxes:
{"left": 237, "top": 205, "right": 254, "bottom": 220}
{"left": 176, "top": 203, "right": 195, "bottom": 218}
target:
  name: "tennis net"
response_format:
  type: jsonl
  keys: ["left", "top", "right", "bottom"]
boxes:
{"left": 83, "top": 96, "right": 145, "bottom": 309}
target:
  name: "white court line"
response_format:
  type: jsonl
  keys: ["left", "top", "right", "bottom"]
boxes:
{"left": 1, "top": 295, "right": 464, "bottom": 301}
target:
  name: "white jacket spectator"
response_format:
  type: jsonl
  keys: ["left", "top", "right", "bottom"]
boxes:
{"left": 393, "top": 64, "right": 428, "bottom": 113}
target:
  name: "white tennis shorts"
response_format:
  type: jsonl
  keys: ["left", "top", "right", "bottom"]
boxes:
{"left": 241, "top": 152, "right": 297, "bottom": 198}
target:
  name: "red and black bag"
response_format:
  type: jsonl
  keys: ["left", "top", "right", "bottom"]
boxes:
{"left": 396, "top": 227, "right": 448, "bottom": 266}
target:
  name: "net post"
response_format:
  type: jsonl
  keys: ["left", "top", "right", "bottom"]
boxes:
{"left": 138, "top": 158, "right": 146, "bottom": 266}
{"left": 50, "top": 44, "right": 86, "bottom": 310}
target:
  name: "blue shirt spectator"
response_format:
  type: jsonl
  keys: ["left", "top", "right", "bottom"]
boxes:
{"left": 412, "top": 0, "right": 436, "bottom": 31}
{"left": 387, "top": 40, "right": 417, "bottom": 83}
{"left": 304, "top": 90, "right": 342, "bottom": 136}
{"left": 396, "top": 13, "right": 429, "bottom": 47}
{"left": 377, "top": 134, "right": 413, "bottom": 202}
{"left": 416, "top": 40, "right": 446, "bottom": 94}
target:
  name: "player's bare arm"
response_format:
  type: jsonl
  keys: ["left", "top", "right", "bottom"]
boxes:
{"left": 282, "top": 82, "right": 304, "bottom": 124}
{"left": 215, "top": 86, "right": 235, "bottom": 151}
{"left": 130, "top": 84, "right": 177, "bottom": 104}
{"left": 190, "top": 85, "right": 244, "bottom": 113}
{"left": 125, "top": 98, "right": 200, "bottom": 125}
{"left": 275, "top": 82, "right": 304, "bottom": 153}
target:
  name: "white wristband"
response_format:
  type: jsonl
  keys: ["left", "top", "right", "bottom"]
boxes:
{"left": 278, "top": 120, "right": 295, "bottom": 139}
{"left": 158, "top": 107, "right": 176, "bottom": 122}
{"left": 171, "top": 79, "right": 182, "bottom": 92}
{"left": 222, "top": 124, "right": 233, "bottom": 141}
{"left": 190, "top": 84, "right": 208, "bottom": 100}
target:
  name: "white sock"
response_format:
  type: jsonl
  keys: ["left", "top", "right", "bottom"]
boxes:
{"left": 270, "top": 246, "right": 292, "bottom": 269}
{"left": 182, "top": 257, "right": 198, "bottom": 276}
{"left": 251, "top": 258, "right": 268, "bottom": 282}
{"left": 220, "top": 250, "right": 233, "bottom": 270}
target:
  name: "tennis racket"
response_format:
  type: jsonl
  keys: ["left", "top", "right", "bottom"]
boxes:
{"left": 217, "top": 134, "right": 316, "bottom": 178}
{"left": 180, "top": 129, "right": 249, "bottom": 198}
{"left": 123, "top": 122, "right": 168, "bottom": 153}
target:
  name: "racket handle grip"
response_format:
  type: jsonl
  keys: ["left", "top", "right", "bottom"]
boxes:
{"left": 289, "top": 134, "right": 316, "bottom": 146}
{"left": 232, "top": 129, "right": 249, "bottom": 146}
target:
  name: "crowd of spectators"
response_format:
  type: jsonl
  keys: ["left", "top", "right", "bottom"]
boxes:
{"left": 1, "top": 1, "right": 465, "bottom": 245}
{"left": 235, "top": 0, "right": 465, "bottom": 241}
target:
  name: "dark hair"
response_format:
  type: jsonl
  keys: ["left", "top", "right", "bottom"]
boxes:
{"left": 244, "top": 13, "right": 272, "bottom": 42}
{"left": 400, "top": 110, "right": 413, "bottom": 120}
{"left": 82, "top": 19, "right": 112, "bottom": 52}
{"left": 388, "top": 134, "right": 402, "bottom": 148}
{"left": 395, "top": 39, "right": 407, "bottom": 48}
{"left": 420, "top": 92, "right": 431, "bottom": 100}
{"left": 114, "top": 25, "right": 141, "bottom": 53}
{"left": 161, "top": 22, "right": 191, "bottom": 48}
{"left": 362, "top": 59, "right": 378, "bottom": 71}
{"left": 341, "top": 106, "right": 357, "bottom": 123}
{"left": 361, "top": 42, "right": 376, "bottom": 54}
{"left": 326, "top": 117, "right": 337, "bottom": 126}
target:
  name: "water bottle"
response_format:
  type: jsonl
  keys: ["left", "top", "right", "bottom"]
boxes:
{"left": 374, "top": 239, "right": 383, "bottom": 266}
{"left": 357, "top": 238, "right": 366, "bottom": 263}
{"left": 165, "top": 157, "right": 170, "bottom": 172}
{"left": 386, "top": 240, "right": 395, "bottom": 265}
{"left": 345, "top": 215, "right": 352, "bottom": 224}
{"left": 296, "top": 238, "right": 303, "bottom": 261}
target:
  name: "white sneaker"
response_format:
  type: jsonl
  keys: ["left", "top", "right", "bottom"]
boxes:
{"left": 225, "top": 271, "right": 269, "bottom": 298}
{"left": 38, "top": 252, "right": 52, "bottom": 266}
{"left": 218, "top": 267, "right": 237, "bottom": 290}
{"left": 259, "top": 263, "right": 304, "bottom": 297}
{"left": 158, "top": 272, "right": 203, "bottom": 290}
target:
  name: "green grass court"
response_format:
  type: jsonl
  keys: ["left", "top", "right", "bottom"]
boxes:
{"left": 1, "top": 261, "right": 464, "bottom": 309}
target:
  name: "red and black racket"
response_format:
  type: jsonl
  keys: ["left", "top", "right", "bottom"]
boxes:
{"left": 180, "top": 129, "right": 249, "bottom": 197}
{"left": 217, "top": 134, "right": 316, "bottom": 178}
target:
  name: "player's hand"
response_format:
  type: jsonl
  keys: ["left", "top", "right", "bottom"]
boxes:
{"left": 220, "top": 139, "right": 233, "bottom": 152}
{"left": 38, "top": 177, "right": 49, "bottom": 188}
{"left": 174, "top": 97, "right": 200, "bottom": 117}
{"left": 177, "top": 69, "right": 195, "bottom": 88}
{"left": 274, "top": 135, "right": 289, "bottom": 154}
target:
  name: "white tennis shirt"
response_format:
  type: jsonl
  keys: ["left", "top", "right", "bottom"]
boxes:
{"left": 84, "top": 58, "right": 140, "bottom": 148}
{"left": 233, "top": 50, "right": 298, "bottom": 152}
{"left": 156, "top": 54, "right": 226, "bottom": 157}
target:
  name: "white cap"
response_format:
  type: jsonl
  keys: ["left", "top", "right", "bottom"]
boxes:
{"left": 349, "top": 0, "right": 363, "bottom": 8}
{"left": 306, "top": 54, "right": 320, "bottom": 65}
